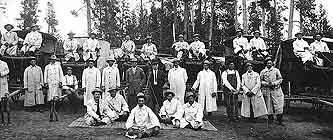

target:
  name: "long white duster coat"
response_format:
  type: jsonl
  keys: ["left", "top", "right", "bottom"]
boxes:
{"left": 24, "top": 65, "right": 44, "bottom": 106}
{"left": 168, "top": 67, "right": 188, "bottom": 104}
{"left": 192, "top": 69, "right": 217, "bottom": 112}
{"left": 44, "top": 63, "right": 64, "bottom": 101}
{"left": 241, "top": 71, "right": 268, "bottom": 118}
{"left": 0, "top": 60, "right": 9, "bottom": 98}
{"left": 82, "top": 67, "right": 101, "bottom": 106}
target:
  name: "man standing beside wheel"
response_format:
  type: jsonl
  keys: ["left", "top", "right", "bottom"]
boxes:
{"left": 23, "top": 57, "right": 44, "bottom": 111}
{"left": 260, "top": 58, "right": 284, "bottom": 125}
{"left": 82, "top": 58, "right": 101, "bottom": 106}
{"left": 44, "top": 55, "right": 64, "bottom": 102}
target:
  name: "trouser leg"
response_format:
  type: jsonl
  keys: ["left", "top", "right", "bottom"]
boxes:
{"left": 233, "top": 94, "right": 239, "bottom": 119}
{"left": 276, "top": 114, "right": 283, "bottom": 125}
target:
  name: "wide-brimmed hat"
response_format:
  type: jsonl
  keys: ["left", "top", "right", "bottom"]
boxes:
{"left": 164, "top": 90, "right": 175, "bottom": 97}
{"left": 295, "top": 32, "right": 303, "bottom": 36}
{"left": 151, "top": 59, "right": 159, "bottom": 65}
{"left": 136, "top": 92, "right": 145, "bottom": 98}
{"left": 106, "top": 57, "right": 115, "bottom": 62}
{"left": 4, "top": 24, "right": 14, "bottom": 29}
{"left": 203, "top": 60, "right": 211, "bottom": 65}
{"left": 67, "top": 31, "right": 75, "bottom": 36}
{"left": 146, "top": 35, "right": 152, "bottom": 40}
{"left": 178, "top": 34, "right": 184, "bottom": 38}
{"left": 92, "top": 88, "right": 103, "bottom": 94}
{"left": 185, "top": 91, "right": 196, "bottom": 99}
{"left": 236, "top": 29, "right": 243, "bottom": 33}
{"left": 30, "top": 56, "right": 37, "bottom": 60}
{"left": 245, "top": 62, "right": 253, "bottom": 68}
{"left": 50, "top": 55, "right": 57, "bottom": 60}
{"left": 264, "top": 57, "right": 273, "bottom": 63}
{"left": 253, "top": 30, "right": 261, "bottom": 35}
{"left": 172, "top": 58, "right": 181, "bottom": 63}
{"left": 66, "top": 67, "right": 73, "bottom": 71}
{"left": 314, "top": 32, "right": 323, "bottom": 37}
{"left": 107, "top": 87, "right": 120, "bottom": 92}
{"left": 31, "top": 24, "right": 39, "bottom": 28}
{"left": 130, "top": 57, "right": 138, "bottom": 62}
{"left": 87, "top": 58, "right": 95, "bottom": 62}
{"left": 193, "top": 34, "right": 200, "bottom": 38}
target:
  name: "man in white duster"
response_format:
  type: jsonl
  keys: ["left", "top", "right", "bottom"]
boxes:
{"left": 191, "top": 60, "right": 217, "bottom": 116}
{"left": 241, "top": 62, "right": 267, "bottom": 121}
{"left": 82, "top": 58, "right": 101, "bottom": 106}
{"left": 44, "top": 55, "right": 64, "bottom": 102}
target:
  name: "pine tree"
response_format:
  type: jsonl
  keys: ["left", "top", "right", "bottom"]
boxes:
{"left": 45, "top": 1, "right": 58, "bottom": 35}
{"left": 19, "top": 0, "right": 40, "bottom": 29}
{"left": 265, "top": 0, "right": 287, "bottom": 45}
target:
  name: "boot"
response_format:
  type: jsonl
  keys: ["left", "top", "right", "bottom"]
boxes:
{"left": 276, "top": 114, "right": 284, "bottom": 125}
{"left": 268, "top": 114, "right": 274, "bottom": 123}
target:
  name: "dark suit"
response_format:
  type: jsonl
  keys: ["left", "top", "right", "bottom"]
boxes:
{"left": 125, "top": 67, "right": 146, "bottom": 110}
{"left": 148, "top": 69, "right": 166, "bottom": 106}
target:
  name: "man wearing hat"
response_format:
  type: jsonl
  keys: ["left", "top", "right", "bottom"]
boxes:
{"left": 293, "top": 32, "right": 313, "bottom": 64}
{"left": 0, "top": 24, "right": 18, "bottom": 56}
{"left": 148, "top": 59, "right": 166, "bottom": 106}
{"left": 250, "top": 30, "right": 269, "bottom": 59}
{"left": 125, "top": 92, "right": 160, "bottom": 139}
{"left": 233, "top": 29, "right": 252, "bottom": 60}
{"left": 310, "top": 33, "right": 330, "bottom": 66}
{"left": 82, "top": 58, "right": 101, "bottom": 106}
{"left": 101, "top": 56, "right": 120, "bottom": 97}
{"left": 168, "top": 59, "right": 188, "bottom": 104}
{"left": 83, "top": 33, "right": 100, "bottom": 61}
{"left": 84, "top": 88, "right": 113, "bottom": 126}
{"left": 63, "top": 31, "right": 80, "bottom": 62}
{"left": 125, "top": 57, "right": 146, "bottom": 109}
{"left": 189, "top": 34, "right": 206, "bottom": 59}
{"left": 260, "top": 58, "right": 284, "bottom": 125}
{"left": 140, "top": 35, "right": 158, "bottom": 60}
{"left": 159, "top": 90, "right": 182, "bottom": 127}
{"left": 174, "top": 91, "right": 203, "bottom": 130}
{"left": 192, "top": 60, "right": 217, "bottom": 116}
{"left": 104, "top": 87, "right": 129, "bottom": 121}
{"left": 172, "top": 34, "right": 190, "bottom": 57}
{"left": 121, "top": 35, "right": 136, "bottom": 58}
{"left": 62, "top": 67, "right": 79, "bottom": 112}
{"left": 23, "top": 57, "right": 44, "bottom": 111}
{"left": 44, "top": 55, "right": 64, "bottom": 102}
{"left": 241, "top": 62, "right": 267, "bottom": 121}
{"left": 21, "top": 24, "right": 42, "bottom": 55}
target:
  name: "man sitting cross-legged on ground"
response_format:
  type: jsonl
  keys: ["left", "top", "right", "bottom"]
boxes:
{"left": 159, "top": 90, "right": 182, "bottom": 127}
{"left": 84, "top": 88, "right": 113, "bottom": 126}
{"left": 174, "top": 91, "right": 204, "bottom": 130}
{"left": 104, "top": 87, "right": 129, "bottom": 122}
{"left": 125, "top": 92, "right": 160, "bottom": 139}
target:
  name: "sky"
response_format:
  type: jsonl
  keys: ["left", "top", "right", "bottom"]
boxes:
{"left": 1, "top": 0, "right": 333, "bottom": 39}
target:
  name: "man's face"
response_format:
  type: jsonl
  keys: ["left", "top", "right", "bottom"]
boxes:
{"left": 125, "top": 35, "right": 130, "bottom": 40}
{"left": 50, "top": 59, "right": 55, "bottom": 63}
{"left": 131, "top": 61, "right": 137, "bottom": 67}
{"left": 147, "top": 39, "right": 152, "bottom": 43}
{"left": 296, "top": 34, "right": 303, "bottom": 39}
{"left": 315, "top": 35, "right": 322, "bottom": 41}
{"left": 32, "top": 26, "right": 38, "bottom": 31}
{"left": 108, "top": 61, "right": 114, "bottom": 66}
{"left": 229, "top": 63, "right": 235, "bottom": 70}
{"left": 247, "top": 65, "right": 253, "bottom": 72}
{"left": 88, "top": 62, "right": 94, "bottom": 68}
{"left": 194, "top": 37, "right": 199, "bottom": 41}
{"left": 166, "top": 94, "right": 173, "bottom": 101}
{"left": 179, "top": 37, "right": 184, "bottom": 41}
{"left": 174, "top": 62, "right": 179, "bottom": 67}
{"left": 237, "top": 32, "right": 242, "bottom": 37}
{"left": 137, "top": 97, "right": 145, "bottom": 107}
{"left": 152, "top": 64, "right": 158, "bottom": 70}
{"left": 30, "top": 60, "right": 36, "bottom": 66}
{"left": 91, "top": 34, "right": 96, "bottom": 39}
{"left": 188, "top": 96, "right": 194, "bottom": 104}
{"left": 69, "top": 34, "right": 74, "bottom": 39}
{"left": 67, "top": 69, "right": 72, "bottom": 75}
{"left": 94, "top": 92, "right": 101, "bottom": 101}
{"left": 254, "top": 33, "right": 260, "bottom": 38}
{"left": 266, "top": 60, "right": 273, "bottom": 68}
{"left": 203, "top": 63, "right": 209, "bottom": 70}
{"left": 110, "top": 90, "right": 117, "bottom": 97}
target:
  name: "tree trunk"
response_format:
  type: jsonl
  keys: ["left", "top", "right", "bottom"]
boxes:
{"left": 287, "top": 0, "right": 294, "bottom": 39}
{"left": 242, "top": 0, "right": 248, "bottom": 34}
{"left": 208, "top": 0, "right": 215, "bottom": 48}
{"left": 160, "top": 0, "right": 164, "bottom": 48}
{"left": 86, "top": 0, "right": 92, "bottom": 34}
{"left": 234, "top": 0, "right": 238, "bottom": 31}
{"left": 197, "top": 0, "right": 202, "bottom": 34}
{"left": 261, "top": 8, "right": 266, "bottom": 37}
{"left": 184, "top": 1, "right": 190, "bottom": 40}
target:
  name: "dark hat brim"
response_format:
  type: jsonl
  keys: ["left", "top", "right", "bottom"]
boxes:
{"left": 4, "top": 24, "right": 14, "bottom": 29}
{"left": 164, "top": 91, "right": 175, "bottom": 97}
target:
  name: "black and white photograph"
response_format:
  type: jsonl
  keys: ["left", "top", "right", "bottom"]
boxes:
{"left": 1, "top": 0, "right": 333, "bottom": 139}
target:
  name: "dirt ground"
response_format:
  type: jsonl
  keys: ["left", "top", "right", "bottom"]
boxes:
{"left": 1, "top": 101, "right": 333, "bottom": 140}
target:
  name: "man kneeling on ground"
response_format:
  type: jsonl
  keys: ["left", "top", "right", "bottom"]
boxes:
{"left": 174, "top": 91, "right": 203, "bottom": 130}
{"left": 159, "top": 90, "right": 182, "bottom": 127}
{"left": 104, "top": 87, "right": 129, "bottom": 121}
{"left": 84, "top": 88, "right": 112, "bottom": 126}
{"left": 125, "top": 92, "right": 160, "bottom": 139}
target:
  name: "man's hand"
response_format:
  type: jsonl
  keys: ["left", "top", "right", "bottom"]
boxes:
{"left": 101, "top": 86, "right": 105, "bottom": 91}
{"left": 83, "top": 87, "right": 86, "bottom": 92}
{"left": 4, "top": 42, "right": 9, "bottom": 46}
{"left": 211, "top": 92, "right": 217, "bottom": 97}
{"left": 161, "top": 115, "right": 167, "bottom": 119}
{"left": 59, "top": 82, "right": 62, "bottom": 88}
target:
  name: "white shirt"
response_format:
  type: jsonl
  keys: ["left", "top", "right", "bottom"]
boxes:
{"left": 86, "top": 99, "right": 110, "bottom": 119}
{"left": 189, "top": 40, "right": 205, "bottom": 52}
{"left": 24, "top": 31, "right": 43, "bottom": 47}
{"left": 141, "top": 43, "right": 157, "bottom": 55}
{"left": 176, "top": 102, "right": 203, "bottom": 123}
{"left": 153, "top": 69, "right": 158, "bottom": 85}
{"left": 62, "top": 75, "right": 78, "bottom": 90}
{"left": 233, "top": 36, "right": 249, "bottom": 53}
{"left": 172, "top": 41, "right": 190, "bottom": 52}
{"left": 63, "top": 38, "right": 79, "bottom": 54}
{"left": 310, "top": 40, "right": 330, "bottom": 53}
{"left": 102, "top": 66, "right": 120, "bottom": 89}
{"left": 221, "top": 69, "right": 241, "bottom": 91}
{"left": 293, "top": 39, "right": 310, "bottom": 53}
{"left": 250, "top": 37, "right": 267, "bottom": 50}
{"left": 1, "top": 31, "right": 18, "bottom": 45}
{"left": 121, "top": 40, "right": 136, "bottom": 52}
{"left": 126, "top": 105, "right": 160, "bottom": 129}
{"left": 159, "top": 98, "right": 182, "bottom": 118}
{"left": 44, "top": 63, "right": 63, "bottom": 84}
{"left": 83, "top": 38, "right": 100, "bottom": 52}
{"left": 105, "top": 93, "right": 129, "bottom": 113}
